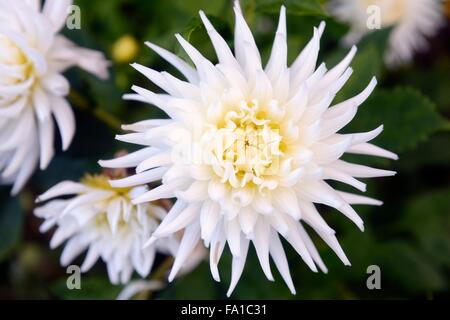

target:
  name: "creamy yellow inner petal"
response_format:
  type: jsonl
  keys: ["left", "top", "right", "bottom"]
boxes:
{"left": 81, "top": 174, "right": 132, "bottom": 198}
{"left": 209, "top": 100, "right": 284, "bottom": 189}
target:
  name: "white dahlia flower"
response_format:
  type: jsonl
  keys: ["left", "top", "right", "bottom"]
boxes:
{"left": 329, "top": 0, "right": 445, "bottom": 65}
{"left": 0, "top": 0, "right": 109, "bottom": 194}
{"left": 100, "top": 2, "right": 397, "bottom": 295}
{"left": 34, "top": 174, "right": 178, "bottom": 284}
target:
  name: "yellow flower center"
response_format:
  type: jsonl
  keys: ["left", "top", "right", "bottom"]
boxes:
{"left": 209, "top": 100, "right": 284, "bottom": 189}
{"left": 81, "top": 174, "right": 136, "bottom": 232}
{"left": 0, "top": 35, "right": 27, "bottom": 65}
{"left": 81, "top": 174, "right": 132, "bottom": 198}
{"left": 0, "top": 35, "right": 33, "bottom": 87}
{"left": 94, "top": 212, "right": 129, "bottom": 230}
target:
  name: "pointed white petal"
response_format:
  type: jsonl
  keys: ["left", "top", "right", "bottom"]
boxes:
{"left": 337, "top": 191, "right": 383, "bottom": 206}
{"left": 153, "top": 203, "right": 200, "bottom": 237}
{"left": 209, "top": 226, "right": 226, "bottom": 282}
{"left": 226, "top": 218, "right": 242, "bottom": 257}
{"left": 145, "top": 41, "right": 198, "bottom": 83}
{"left": 50, "top": 96, "right": 75, "bottom": 150}
{"left": 99, "top": 147, "right": 157, "bottom": 169}
{"left": 253, "top": 219, "right": 274, "bottom": 281}
{"left": 37, "top": 181, "right": 88, "bottom": 202}
{"left": 348, "top": 143, "right": 399, "bottom": 160}
{"left": 168, "top": 223, "right": 201, "bottom": 281}
{"left": 269, "top": 230, "right": 296, "bottom": 294}
{"left": 110, "top": 167, "right": 167, "bottom": 188}
{"left": 200, "top": 200, "right": 221, "bottom": 244}
{"left": 226, "top": 236, "right": 249, "bottom": 297}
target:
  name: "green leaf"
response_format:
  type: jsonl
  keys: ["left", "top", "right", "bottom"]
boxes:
{"left": 397, "top": 133, "right": 450, "bottom": 171}
{"left": 399, "top": 57, "right": 450, "bottom": 114}
{"left": 346, "top": 87, "right": 449, "bottom": 153}
{"left": 257, "top": 0, "right": 328, "bottom": 17}
{"left": 0, "top": 196, "right": 24, "bottom": 262}
{"left": 377, "top": 241, "right": 446, "bottom": 293}
{"left": 401, "top": 188, "right": 450, "bottom": 268}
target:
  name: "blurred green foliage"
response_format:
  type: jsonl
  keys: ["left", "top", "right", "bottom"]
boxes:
{"left": 0, "top": 0, "right": 449, "bottom": 299}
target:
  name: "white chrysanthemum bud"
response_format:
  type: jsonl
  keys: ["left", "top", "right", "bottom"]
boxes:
{"left": 329, "top": 0, "right": 445, "bottom": 65}
{"left": 101, "top": 2, "right": 397, "bottom": 295}
{"left": 34, "top": 174, "right": 179, "bottom": 285}
{"left": 0, "top": 0, "right": 109, "bottom": 194}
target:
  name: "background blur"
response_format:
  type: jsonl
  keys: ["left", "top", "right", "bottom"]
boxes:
{"left": 0, "top": 0, "right": 449, "bottom": 299}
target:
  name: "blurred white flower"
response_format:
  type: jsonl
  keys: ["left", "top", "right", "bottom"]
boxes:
{"left": 35, "top": 174, "right": 178, "bottom": 284}
{"left": 0, "top": 0, "right": 109, "bottom": 194}
{"left": 329, "top": 0, "right": 445, "bottom": 65}
{"left": 101, "top": 2, "right": 397, "bottom": 295}
{"left": 116, "top": 280, "right": 165, "bottom": 300}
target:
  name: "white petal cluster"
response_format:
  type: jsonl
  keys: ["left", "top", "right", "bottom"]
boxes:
{"left": 0, "top": 0, "right": 109, "bottom": 194}
{"left": 35, "top": 174, "right": 178, "bottom": 284}
{"left": 329, "top": 0, "right": 445, "bottom": 65}
{"left": 101, "top": 2, "right": 397, "bottom": 295}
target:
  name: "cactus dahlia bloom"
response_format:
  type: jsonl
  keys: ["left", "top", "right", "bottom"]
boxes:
{"left": 0, "top": 0, "right": 109, "bottom": 194}
{"left": 101, "top": 2, "right": 397, "bottom": 295}
{"left": 329, "top": 0, "right": 445, "bottom": 65}
{"left": 34, "top": 174, "right": 178, "bottom": 284}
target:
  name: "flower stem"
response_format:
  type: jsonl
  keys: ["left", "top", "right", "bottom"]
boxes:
{"left": 141, "top": 256, "right": 173, "bottom": 300}
{"left": 152, "top": 256, "right": 174, "bottom": 281}
{"left": 69, "top": 90, "right": 122, "bottom": 130}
